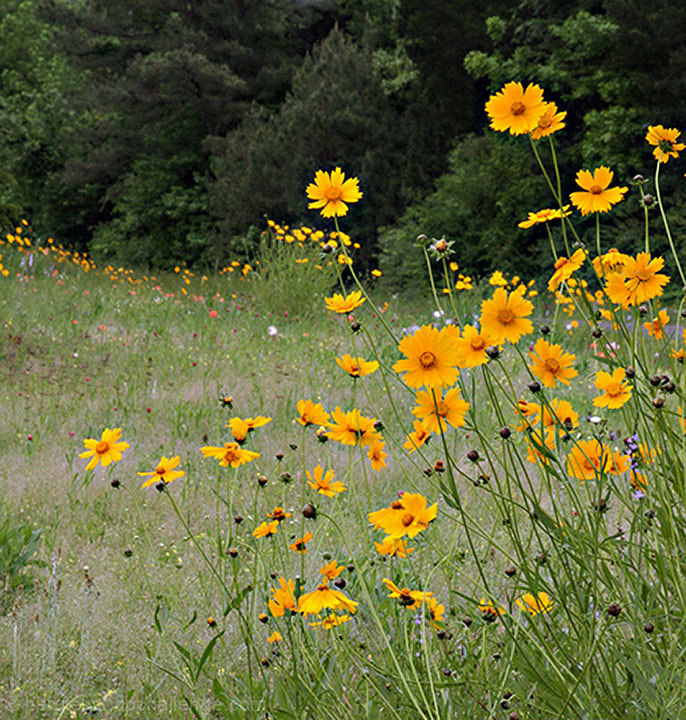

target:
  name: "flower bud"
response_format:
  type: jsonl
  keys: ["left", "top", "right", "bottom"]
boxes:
{"left": 499, "top": 427, "right": 511, "bottom": 439}
{"left": 303, "top": 503, "right": 317, "bottom": 519}
{"left": 486, "top": 345, "right": 500, "bottom": 359}
{"left": 466, "top": 450, "right": 479, "bottom": 462}
{"left": 607, "top": 602, "right": 621, "bottom": 617}
{"left": 528, "top": 381, "right": 541, "bottom": 393}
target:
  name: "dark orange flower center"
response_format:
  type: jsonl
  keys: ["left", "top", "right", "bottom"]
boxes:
{"left": 391, "top": 500, "right": 403, "bottom": 510}
{"left": 95, "top": 440, "right": 109, "bottom": 453}
{"left": 510, "top": 101, "right": 526, "bottom": 116}
{"left": 325, "top": 186, "right": 342, "bottom": 201}
{"left": 155, "top": 465, "right": 166, "bottom": 475}
{"left": 419, "top": 351, "right": 437, "bottom": 368}
{"left": 470, "top": 337, "right": 486, "bottom": 351}
{"left": 589, "top": 185, "right": 603, "bottom": 195}
{"left": 544, "top": 358, "right": 561, "bottom": 373}
{"left": 401, "top": 513, "right": 415, "bottom": 527}
{"left": 635, "top": 267, "right": 652, "bottom": 282}
{"left": 497, "top": 308, "right": 515, "bottom": 324}
{"left": 435, "top": 401, "right": 448, "bottom": 416}
{"left": 316, "top": 583, "right": 328, "bottom": 591}
{"left": 605, "top": 382, "right": 623, "bottom": 398}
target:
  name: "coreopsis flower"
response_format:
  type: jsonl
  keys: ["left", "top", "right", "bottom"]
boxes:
{"left": 244, "top": 416, "right": 271, "bottom": 430}
{"left": 335, "top": 354, "right": 379, "bottom": 378}
{"left": 298, "top": 583, "right": 358, "bottom": 616}
{"left": 646, "top": 125, "right": 685, "bottom": 163}
{"left": 454, "top": 324, "right": 494, "bottom": 368}
{"left": 403, "top": 419, "right": 431, "bottom": 453}
{"left": 489, "top": 270, "right": 508, "bottom": 286}
{"left": 566, "top": 439, "right": 629, "bottom": 480}
{"left": 306, "top": 464, "right": 345, "bottom": 497}
{"left": 267, "top": 506, "right": 292, "bottom": 522}
{"left": 289, "top": 532, "right": 313, "bottom": 553}
{"left": 411, "top": 387, "right": 470, "bottom": 434}
{"left": 485, "top": 81, "right": 545, "bottom": 135}
{"left": 253, "top": 520, "right": 279, "bottom": 539}
{"left": 530, "top": 102, "right": 567, "bottom": 140}
{"left": 569, "top": 167, "right": 628, "bottom": 215}
{"left": 138, "top": 456, "right": 185, "bottom": 488}
{"left": 425, "top": 596, "right": 446, "bottom": 627}
{"left": 374, "top": 537, "right": 414, "bottom": 558}
{"left": 478, "top": 598, "right": 506, "bottom": 621}
{"left": 324, "top": 290, "right": 365, "bottom": 314}
{"left": 518, "top": 206, "right": 571, "bottom": 229}
{"left": 528, "top": 338, "right": 578, "bottom": 388}
{"left": 267, "top": 577, "right": 298, "bottom": 617}
{"left": 593, "top": 368, "right": 632, "bottom": 409}
{"left": 525, "top": 429, "right": 556, "bottom": 466}
{"left": 548, "top": 248, "right": 586, "bottom": 292}
{"left": 367, "top": 439, "right": 388, "bottom": 471}
{"left": 629, "top": 444, "right": 660, "bottom": 492}
{"left": 368, "top": 492, "right": 437, "bottom": 540}
{"left": 592, "top": 248, "right": 630, "bottom": 277}
{"left": 227, "top": 417, "right": 250, "bottom": 442}
{"left": 80, "top": 427, "right": 129, "bottom": 470}
{"left": 480, "top": 288, "right": 534, "bottom": 345}
{"left": 306, "top": 168, "right": 363, "bottom": 217}
{"left": 319, "top": 560, "right": 344, "bottom": 581}
{"left": 326, "top": 407, "right": 381, "bottom": 447}
{"left": 604, "top": 252, "right": 669, "bottom": 308}
{"left": 201, "top": 441, "right": 260, "bottom": 468}
{"left": 296, "top": 399, "right": 330, "bottom": 427}
{"left": 392, "top": 325, "right": 461, "bottom": 390}
{"left": 267, "top": 631, "right": 282, "bottom": 643}
{"left": 515, "top": 592, "right": 553, "bottom": 616}
{"left": 521, "top": 398, "right": 579, "bottom": 437}
{"left": 643, "top": 309, "right": 669, "bottom": 339}
{"left": 383, "top": 578, "right": 430, "bottom": 609}
{"left": 308, "top": 614, "right": 352, "bottom": 629}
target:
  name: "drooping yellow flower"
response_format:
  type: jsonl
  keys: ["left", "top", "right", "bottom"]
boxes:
{"left": 298, "top": 583, "right": 358, "bottom": 616}
{"left": 411, "top": 387, "right": 470, "bottom": 434}
{"left": 485, "top": 81, "right": 546, "bottom": 135}
{"left": 569, "top": 167, "right": 628, "bottom": 216}
{"left": 403, "top": 419, "right": 431, "bottom": 453}
{"left": 326, "top": 407, "right": 381, "bottom": 447}
{"left": 201, "top": 441, "right": 260, "bottom": 468}
{"left": 518, "top": 205, "right": 571, "bottom": 229}
{"left": 548, "top": 248, "right": 586, "bottom": 292}
{"left": 592, "top": 248, "right": 630, "bottom": 277}
{"left": 335, "top": 354, "right": 379, "bottom": 378}
{"left": 308, "top": 613, "right": 352, "bottom": 629}
{"left": 604, "top": 252, "right": 669, "bottom": 308}
{"left": 566, "top": 439, "right": 630, "bottom": 480}
{"left": 306, "top": 167, "right": 363, "bottom": 217}
{"left": 478, "top": 598, "right": 506, "bottom": 621}
{"left": 392, "top": 325, "right": 460, "bottom": 390}
{"left": 80, "top": 427, "right": 129, "bottom": 471}
{"left": 267, "top": 506, "right": 292, "bottom": 522}
{"left": 374, "top": 537, "right": 414, "bottom": 558}
{"left": 530, "top": 102, "right": 566, "bottom": 140}
{"left": 267, "top": 577, "right": 298, "bottom": 617}
{"left": 643, "top": 309, "right": 669, "bottom": 339}
{"left": 515, "top": 591, "right": 553, "bottom": 616}
{"left": 306, "top": 464, "right": 346, "bottom": 497}
{"left": 289, "top": 532, "right": 313, "bottom": 553}
{"left": 454, "top": 324, "right": 494, "bottom": 368}
{"left": 319, "top": 560, "right": 344, "bottom": 581}
{"left": 383, "top": 578, "right": 431, "bottom": 610}
{"left": 528, "top": 338, "right": 577, "bottom": 388}
{"left": 324, "top": 290, "right": 365, "bottom": 314}
{"left": 367, "top": 439, "right": 388, "bottom": 471}
{"left": 593, "top": 368, "right": 632, "bottom": 409}
{"left": 138, "top": 456, "right": 185, "bottom": 488}
{"left": 368, "top": 492, "right": 437, "bottom": 540}
{"left": 296, "top": 399, "right": 330, "bottom": 427}
{"left": 646, "top": 125, "right": 685, "bottom": 163}
{"left": 253, "top": 520, "right": 279, "bottom": 539}
{"left": 480, "top": 288, "right": 534, "bottom": 345}
{"left": 267, "top": 631, "right": 282, "bottom": 643}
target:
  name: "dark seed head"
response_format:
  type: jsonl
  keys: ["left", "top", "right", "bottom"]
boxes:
{"left": 653, "top": 397, "right": 664, "bottom": 409}
{"left": 462, "top": 616, "right": 473, "bottom": 627}
{"left": 257, "top": 475, "right": 268, "bottom": 487}
{"left": 351, "top": 321, "right": 361, "bottom": 332}
{"left": 505, "top": 566, "right": 517, "bottom": 577}
{"left": 229, "top": 548, "right": 238, "bottom": 558}
{"left": 467, "top": 450, "right": 479, "bottom": 462}
{"left": 644, "top": 622, "right": 654, "bottom": 633}
{"left": 592, "top": 327, "right": 602, "bottom": 338}
{"left": 303, "top": 503, "right": 317, "bottom": 519}
{"left": 607, "top": 602, "right": 621, "bottom": 617}
{"left": 110, "top": 478, "right": 121, "bottom": 488}
{"left": 528, "top": 381, "right": 541, "bottom": 393}
{"left": 334, "top": 577, "right": 346, "bottom": 589}
{"left": 234, "top": 515, "right": 243, "bottom": 524}
{"left": 500, "top": 427, "right": 511, "bottom": 439}
{"left": 540, "top": 324, "right": 550, "bottom": 335}
{"left": 649, "top": 375, "right": 662, "bottom": 387}
{"left": 625, "top": 366, "right": 635, "bottom": 379}
{"left": 486, "top": 345, "right": 500, "bottom": 360}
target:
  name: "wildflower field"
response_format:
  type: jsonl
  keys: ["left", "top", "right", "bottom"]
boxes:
{"left": 2, "top": 85, "right": 686, "bottom": 720}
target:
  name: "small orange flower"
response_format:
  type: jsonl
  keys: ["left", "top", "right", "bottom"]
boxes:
{"left": 411, "top": 387, "right": 470, "bottom": 434}
{"left": 569, "top": 167, "right": 627, "bottom": 216}
{"left": 201, "top": 441, "right": 260, "bottom": 468}
{"left": 480, "top": 288, "right": 534, "bottom": 345}
{"left": 529, "top": 338, "right": 577, "bottom": 388}
{"left": 646, "top": 125, "right": 685, "bottom": 163}
{"left": 367, "top": 439, "right": 388, "bottom": 471}
{"left": 306, "top": 465, "right": 346, "bottom": 497}
{"left": 403, "top": 419, "right": 431, "bottom": 453}
{"left": 530, "top": 102, "right": 566, "bottom": 140}
{"left": 324, "top": 290, "right": 365, "bottom": 314}
{"left": 548, "top": 248, "right": 586, "bottom": 292}
{"left": 593, "top": 368, "right": 632, "bottom": 409}
{"left": 393, "top": 325, "right": 460, "bottom": 389}
{"left": 289, "top": 532, "right": 313, "bottom": 553}
{"left": 253, "top": 520, "right": 279, "bottom": 539}
{"left": 296, "top": 399, "right": 330, "bottom": 427}
{"left": 306, "top": 167, "right": 363, "bottom": 217}
{"left": 138, "top": 456, "right": 185, "bottom": 488}
{"left": 80, "top": 427, "right": 129, "bottom": 471}
{"left": 643, "top": 309, "right": 669, "bottom": 339}
{"left": 335, "top": 354, "right": 379, "bottom": 378}
{"left": 368, "top": 492, "right": 437, "bottom": 540}
{"left": 485, "top": 82, "right": 545, "bottom": 135}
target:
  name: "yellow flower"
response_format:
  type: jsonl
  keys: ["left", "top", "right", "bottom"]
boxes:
{"left": 528, "top": 338, "right": 577, "bottom": 388}
{"left": 267, "top": 631, "right": 282, "bottom": 643}
{"left": 569, "top": 167, "right": 628, "bottom": 215}
{"left": 306, "top": 465, "right": 346, "bottom": 497}
{"left": 403, "top": 419, "right": 431, "bottom": 453}
{"left": 485, "top": 81, "right": 545, "bottom": 135}
{"left": 646, "top": 125, "right": 685, "bottom": 163}
{"left": 80, "top": 427, "right": 129, "bottom": 471}
{"left": 411, "top": 387, "right": 470, "bottom": 434}
{"left": 489, "top": 270, "right": 508, "bottom": 286}
{"left": 296, "top": 399, "right": 330, "bottom": 427}
{"left": 478, "top": 598, "right": 506, "bottom": 621}
{"left": 593, "top": 368, "right": 632, "bottom": 409}
{"left": 367, "top": 439, "right": 388, "bottom": 471}
{"left": 604, "top": 252, "right": 669, "bottom": 308}
{"left": 324, "top": 290, "right": 365, "bottom": 314}
{"left": 566, "top": 439, "right": 629, "bottom": 480}
{"left": 392, "top": 325, "right": 460, "bottom": 389}
{"left": 368, "top": 492, "right": 437, "bottom": 540}
{"left": 138, "top": 456, "right": 185, "bottom": 488}
{"left": 227, "top": 417, "right": 250, "bottom": 442}
{"left": 518, "top": 205, "right": 571, "bottom": 229}
{"left": 374, "top": 537, "right": 414, "bottom": 558}
{"left": 298, "top": 583, "right": 358, "bottom": 616}
{"left": 201, "top": 442, "right": 260, "bottom": 468}
{"left": 308, "top": 613, "right": 352, "bottom": 629}
{"left": 267, "top": 577, "right": 298, "bottom": 617}
{"left": 289, "top": 532, "right": 313, "bottom": 553}
{"left": 319, "top": 560, "right": 344, "bottom": 581}
{"left": 253, "top": 520, "right": 279, "bottom": 539}
{"left": 643, "top": 309, "right": 669, "bottom": 339}
{"left": 382, "top": 578, "right": 430, "bottom": 610}
{"left": 454, "top": 324, "right": 494, "bottom": 368}
{"left": 335, "top": 354, "right": 379, "bottom": 378}
{"left": 548, "top": 248, "right": 586, "bottom": 292}
{"left": 530, "top": 102, "right": 566, "bottom": 139}
{"left": 592, "top": 248, "right": 630, "bottom": 277}
{"left": 306, "top": 167, "right": 363, "bottom": 217}
{"left": 480, "top": 288, "right": 533, "bottom": 345}
{"left": 326, "top": 407, "right": 381, "bottom": 447}
{"left": 515, "top": 592, "right": 553, "bottom": 616}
